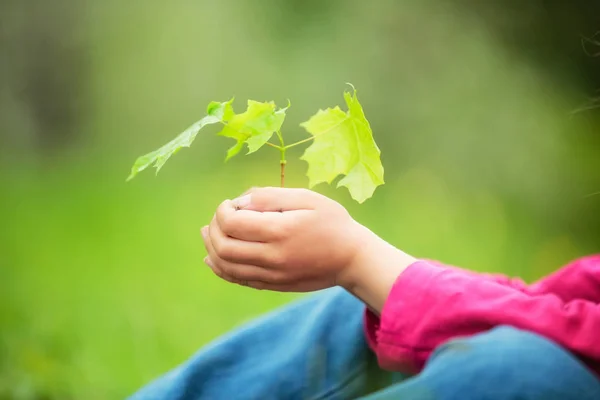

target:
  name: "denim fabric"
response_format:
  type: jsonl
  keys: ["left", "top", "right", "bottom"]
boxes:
{"left": 129, "top": 288, "right": 600, "bottom": 400}
{"left": 363, "top": 326, "right": 600, "bottom": 400}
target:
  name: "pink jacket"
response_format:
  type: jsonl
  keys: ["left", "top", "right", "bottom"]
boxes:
{"left": 364, "top": 255, "right": 600, "bottom": 377}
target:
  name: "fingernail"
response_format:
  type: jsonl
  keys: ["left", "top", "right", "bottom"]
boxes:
{"left": 201, "top": 226, "right": 208, "bottom": 238}
{"left": 240, "top": 187, "right": 257, "bottom": 196}
{"left": 233, "top": 194, "right": 251, "bottom": 209}
{"left": 204, "top": 256, "right": 213, "bottom": 267}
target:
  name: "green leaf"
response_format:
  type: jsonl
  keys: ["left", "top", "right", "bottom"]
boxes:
{"left": 299, "top": 86, "right": 384, "bottom": 203}
{"left": 127, "top": 99, "right": 233, "bottom": 181}
{"left": 216, "top": 100, "right": 288, "bottom": 160}
{"left": 207, "top": 99, "right": 235, "bottom": 120}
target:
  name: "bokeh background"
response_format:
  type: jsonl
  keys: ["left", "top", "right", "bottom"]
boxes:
{"left": 1, "top": 1, "right": 600, "bottom": 398}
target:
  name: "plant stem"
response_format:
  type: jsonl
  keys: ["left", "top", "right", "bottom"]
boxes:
{"left": 267, "top": 132, "right": 319, "bottom": 187}
{"left": 265, "top": 142, "right": 282, "bottom": 150}
{"left": 284, "top": 135, "right": 315, "bottom": 149}
{"left": 275, "top": 130, "right": 286, "bottom": 187}
{"left": 284, "top": 117, "right": 345, "bottom": 149}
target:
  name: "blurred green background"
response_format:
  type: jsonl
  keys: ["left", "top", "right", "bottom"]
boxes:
{"left": 1, "top": 1, "right": 599, "bottom": 398}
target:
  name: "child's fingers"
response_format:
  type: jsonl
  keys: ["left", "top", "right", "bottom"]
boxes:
{"left": 203, "top": 257, "right": 295, "bottom": 292}
{"left": 233, "top": 187, "right": 320, "bottom": 212}
{"left": 201, "top": 225, "right": 211, "bottom": 253}
{"left": 204, "top": 256, "right": 247, "bottom": 287}
{"left": 204, "top": 253, "right": 326, "bottom": 293}
{"left": 204, "top": 254, "right": 288, "bottom": 284}
{"left": 215, "top": 200, "right": 286, "bottom": 242}
{"left": 208, "top": 217, "right": 278, "bottom": 267}
{"left": 240, "top": 278, "right": 327, "bottom": 293}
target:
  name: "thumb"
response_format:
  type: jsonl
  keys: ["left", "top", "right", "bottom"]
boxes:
{"left": 232, "top": 187, "right": 319, "bottom": 212}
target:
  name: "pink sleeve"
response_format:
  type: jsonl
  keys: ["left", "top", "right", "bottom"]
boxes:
{"left": 426, "top": 255, "right": 600, "bottom": 302}
{"left": 526, "top": 255, "right": 600, "bottom": 302}
{"left": 364, "top": 258, "right": 600, "bottom": 375}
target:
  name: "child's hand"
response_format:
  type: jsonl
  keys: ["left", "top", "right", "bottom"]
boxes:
{"left": 201, "top": 187, "right": 372, "bottom": 292}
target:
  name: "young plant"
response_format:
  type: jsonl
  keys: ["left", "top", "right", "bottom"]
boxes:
{"left": 127, "top": 84, "right": 384, "bottom": 203}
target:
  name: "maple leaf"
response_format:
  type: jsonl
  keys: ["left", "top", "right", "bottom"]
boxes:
{"left": 126, "top": 85, "right": 383, "bottom": 204}
{"left": 126, "top": 99, "right": 234, "bottom": 181}
{"left": 299, "top": 86, "right": 384, "bottom": 203}
{"left": 217, "top": 100, "right": 288, "bottom": 160}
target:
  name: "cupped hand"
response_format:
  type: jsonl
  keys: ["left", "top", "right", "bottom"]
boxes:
{"left": 201, "top": 187, "right": 372, "bottom": 292}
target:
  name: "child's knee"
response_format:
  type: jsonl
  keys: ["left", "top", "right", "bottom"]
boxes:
{"left": 424, "top": 326, "right": 600, "bottom": 399}
{"left": 432, "top": 325, "right": 565, "bottom": 370}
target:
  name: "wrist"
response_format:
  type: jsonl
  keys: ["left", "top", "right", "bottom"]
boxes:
{"left": 338, "top": 224, "right": 416, "bottom": 313}
{"left": 336, "top": 223, "right": 380, "bottom": 288}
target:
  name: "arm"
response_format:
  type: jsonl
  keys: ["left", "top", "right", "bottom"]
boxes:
{"left": 355, "top": 256, "right": 600, "bottom": 374}
{"left": 526, "top": 255, "right": 600, "bottom": 302}
{"left": 199, "top": 187, "right": 600, "bottom": 376}
{"left": 426, "top": 255, "right": 600, "bottom": 303}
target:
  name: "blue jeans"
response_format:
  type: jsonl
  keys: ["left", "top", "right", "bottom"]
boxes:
{"left": 129, "top": 288, "right": 600, "bottom": 399}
